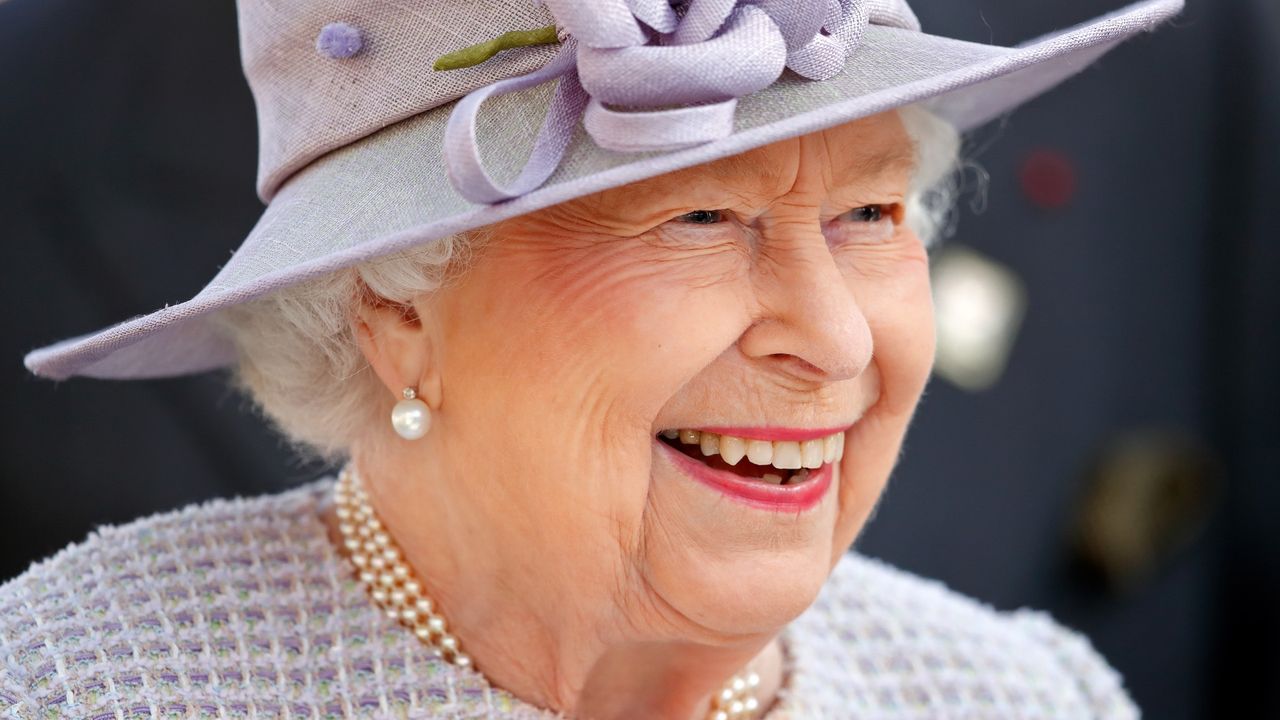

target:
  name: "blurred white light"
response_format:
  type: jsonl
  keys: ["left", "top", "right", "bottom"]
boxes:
{"left": 931, "top": 245, "right": 1027, "bottom": 391}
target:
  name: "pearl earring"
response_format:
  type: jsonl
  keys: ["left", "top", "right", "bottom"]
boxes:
{"left": 390, "top": 386, "right": 431, "bottom": 440}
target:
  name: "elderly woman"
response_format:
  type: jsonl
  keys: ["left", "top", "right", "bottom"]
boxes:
{"left": 9, "top": 1, "right": 1181, "bottom": 718}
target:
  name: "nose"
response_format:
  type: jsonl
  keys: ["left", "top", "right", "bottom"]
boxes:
{"left": 737, "top": 231, "right": 872, "bottom": 383}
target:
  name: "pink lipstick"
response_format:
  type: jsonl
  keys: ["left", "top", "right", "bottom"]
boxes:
{"left": 654, "top": 438, "right": 835, "bottom": 511}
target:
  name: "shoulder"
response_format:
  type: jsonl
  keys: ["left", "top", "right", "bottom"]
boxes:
{"left": 780, "top": 553, "right": 1139, "bottom": 719}
{"left": 0, "top": 477, "right": 335, "bottom": 718}
{"left": 0, "top": 476, "right": 546, "bottom": 719}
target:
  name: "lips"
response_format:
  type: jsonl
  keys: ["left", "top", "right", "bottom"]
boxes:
{"left": 654, "top": 436, "right": 836, "bottom": 511}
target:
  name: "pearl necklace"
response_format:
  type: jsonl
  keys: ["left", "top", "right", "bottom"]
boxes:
{"left": 333, "top": 464, "right": 762, "bottom": 719}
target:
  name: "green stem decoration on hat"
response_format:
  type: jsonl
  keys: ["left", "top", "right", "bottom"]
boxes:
{"left": 433, "top": 25, "right": 561, "bottom": 71}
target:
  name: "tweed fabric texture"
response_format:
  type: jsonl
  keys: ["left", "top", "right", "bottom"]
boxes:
{"left": 0, "top": 477, "right": 1138, "bottom": 719}
{"left": 22, "top": 0, "right": 1184, "bottom": 383}
{"left": 240, "top": 0, "right": 560, "bottom": 200}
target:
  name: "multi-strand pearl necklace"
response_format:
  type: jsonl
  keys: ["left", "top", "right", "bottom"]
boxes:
{"left": 332, "top": 464, "right": 763, "bottom": 719}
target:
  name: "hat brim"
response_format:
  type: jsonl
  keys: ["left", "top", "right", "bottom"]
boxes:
{"left": 25, "top": 0, "right": 1182, "bottom": 381}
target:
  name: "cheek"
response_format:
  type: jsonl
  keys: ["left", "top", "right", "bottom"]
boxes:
{"left": 845, "top": 243, "right": 936, "bottom": 413}
{"left": 511, "top": 239, "right": 749, "bottom": 411}
{"left": 828, "top": 239, "right": 935, "bottom": 555}
{"left": 520, "top": 247, "right": 747, "bottom": 425}
{"left": 441, "top": 238, "right": 749, "bottom": 513}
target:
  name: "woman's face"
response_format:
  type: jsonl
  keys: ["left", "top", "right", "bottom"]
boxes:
{"left": 377, "top": 109, "right": 934, "bottom": 646}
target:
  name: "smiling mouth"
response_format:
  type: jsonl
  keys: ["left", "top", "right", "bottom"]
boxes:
{"left": 655, "top": 428, "right": 845, "bottom": 486}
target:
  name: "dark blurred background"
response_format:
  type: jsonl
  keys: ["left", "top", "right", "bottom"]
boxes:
{"left": 2, "top": 1, "right": 1276, "bottom": 718}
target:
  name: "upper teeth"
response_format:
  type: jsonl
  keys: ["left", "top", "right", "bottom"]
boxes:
{"left": 660, "top": 429, "right": 845, "bottom": 470}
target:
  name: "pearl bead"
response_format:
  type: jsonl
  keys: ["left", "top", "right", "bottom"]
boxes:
{"left": 439, "top": 634, "right": 458, "bottom": 652}
{"left": 427, "top": 616, "right": 446, "bottom": 634}
{"left": 390, "top": 397, "right": 431, "bottom": 440}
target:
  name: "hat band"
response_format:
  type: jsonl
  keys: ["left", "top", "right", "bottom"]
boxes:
{"left": 442, "top": 0, "right": 920, "bottom": 205}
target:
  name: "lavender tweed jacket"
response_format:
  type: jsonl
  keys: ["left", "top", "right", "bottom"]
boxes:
{"left": 0, "top": 477, "right": 1137, "bottom": 719}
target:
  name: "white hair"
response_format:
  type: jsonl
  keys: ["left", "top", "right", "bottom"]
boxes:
{"left": 899, "top": 105, "right": 963, "bottom": 247}
{"left": 214, "top": 105, "right": 964, "bottom": 463}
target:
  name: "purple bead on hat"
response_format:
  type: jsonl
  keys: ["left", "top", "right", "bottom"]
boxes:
{"left": 316, "top": 22, "right": 363, "bottom": 59}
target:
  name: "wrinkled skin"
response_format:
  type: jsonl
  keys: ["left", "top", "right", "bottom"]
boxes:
{"left": 337, "top": 109, "right": 935, "bottom": 719}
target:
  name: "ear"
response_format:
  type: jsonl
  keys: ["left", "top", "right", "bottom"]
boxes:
{"left": 352, "top": 289, "right": 444, "bottom": 410}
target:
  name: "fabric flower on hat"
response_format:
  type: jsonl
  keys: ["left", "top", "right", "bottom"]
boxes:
{"left": 443, "top": 0, "right": 920, "bottom": 202}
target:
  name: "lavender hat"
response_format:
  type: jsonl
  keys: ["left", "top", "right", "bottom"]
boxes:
{"left": 24, "top": 0, "right": 1183, "bottom": 381}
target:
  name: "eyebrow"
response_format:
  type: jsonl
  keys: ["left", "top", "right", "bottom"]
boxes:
{"left": 711, "top": 141, "right": 918, "bottom": 194}
{"left": 845, "top": 144, "right": 919, "bottom": 181}
{"left": 717, "top": 151, "right": 787, "bottom": 192}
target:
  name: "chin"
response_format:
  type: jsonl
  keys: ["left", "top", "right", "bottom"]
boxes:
{"left": 641, "top": 444, "right": 845, "bottom": 638}
{"left": 646, "top": 531, "right": 838, "bottom": 638}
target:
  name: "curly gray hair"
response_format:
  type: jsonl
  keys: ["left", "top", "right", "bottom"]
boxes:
{"left": 213, "top": 105, "right": 963, "bottom": 463}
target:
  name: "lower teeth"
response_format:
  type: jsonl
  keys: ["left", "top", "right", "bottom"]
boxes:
{"left": 762, "top": 467, "right": 810, "bottom": 486}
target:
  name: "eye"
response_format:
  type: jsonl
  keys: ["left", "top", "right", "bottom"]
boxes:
{"left": 826, "top": 203, "right": 900, "bottom": 246}
{"left": 841, "top": 205, "right": 887, "bottom": 223}
{"left": 673, "top": 209, "right": 726, "bottom": 225}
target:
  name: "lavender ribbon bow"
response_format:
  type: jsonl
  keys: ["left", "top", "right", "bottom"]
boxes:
{"left": 443, "top": 0, "right": 920, "bottom": 204}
